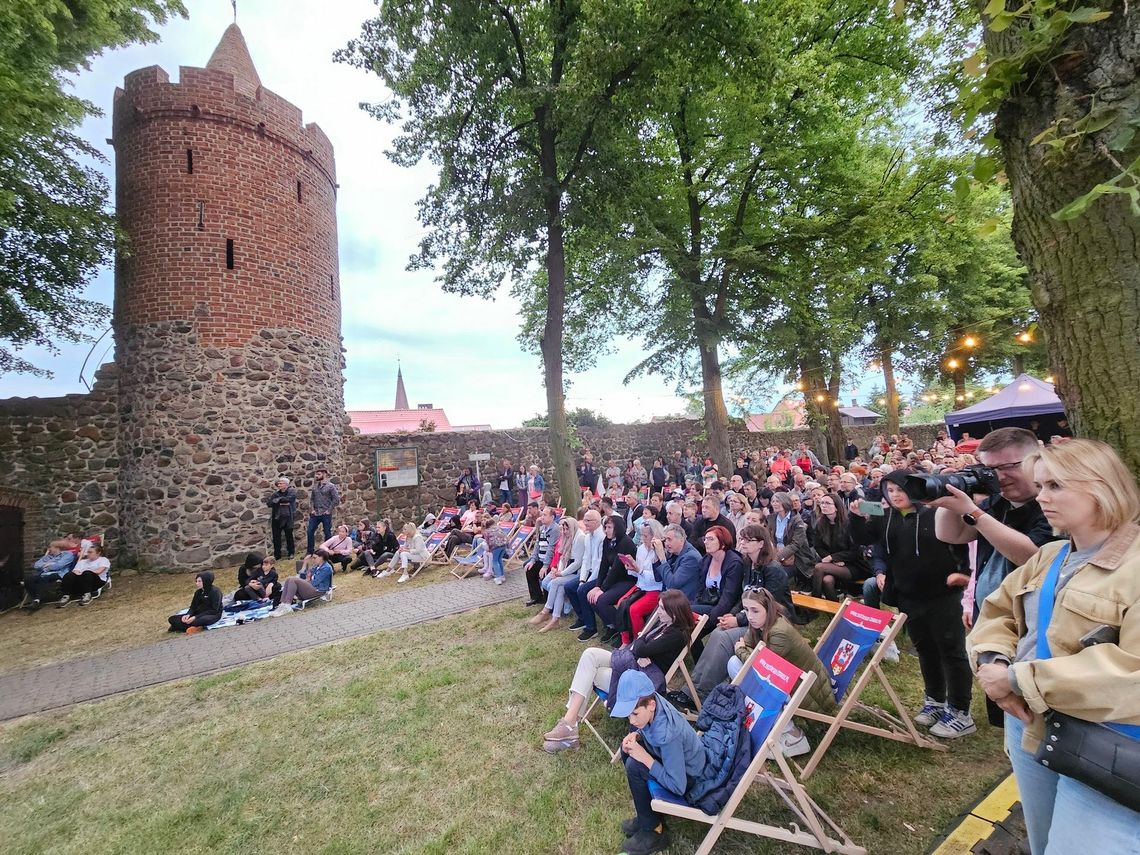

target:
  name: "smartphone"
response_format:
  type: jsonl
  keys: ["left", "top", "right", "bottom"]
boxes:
{"left": 859, "top": 500, "right": 885, "bottom": 517}
{"left": 1079, "top": 624, "right": 1119, "bottom": 647}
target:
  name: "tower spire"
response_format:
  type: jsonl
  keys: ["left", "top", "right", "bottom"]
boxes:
{"left": 206, "top": 22, "right": 261, "bottom": 97}
{"left": 394, "top": 363, "right": 409, "bottom": 410}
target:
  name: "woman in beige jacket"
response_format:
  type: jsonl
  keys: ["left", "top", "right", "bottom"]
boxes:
{"left": 968, "top": 439, "right": 1140, "bottom": 854}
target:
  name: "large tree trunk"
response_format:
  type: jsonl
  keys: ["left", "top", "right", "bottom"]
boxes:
{"left": 697, "top": 330, "right": 732, "bottom": 476}
{"left": 986, "top": 7, "right": 1140, "bottom": 474}
{"left": 824, "top": 361, "right": 845, "bottom": 466}
{"left": 539, "top": 127, "right": 579, "bottom": 514}
{"left": 881, "top": 346, "right": 900, "bottom": 436}
{"left": 952, "top": 369, "right": 966, "bottom": 402}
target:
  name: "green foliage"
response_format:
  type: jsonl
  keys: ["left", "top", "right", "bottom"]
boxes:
{"left": 0, "top": 0, "right": 185, "bottom": 376}
{"left": 521, "top": 408, "right": 612, "bottom": 429}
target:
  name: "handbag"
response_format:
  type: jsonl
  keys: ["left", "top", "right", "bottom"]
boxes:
{"left": 1033, "top": 710, "right": 1140, "bottom": 812}
{"left": 1031, "top": 543, "right": 1140, "bottom": 810}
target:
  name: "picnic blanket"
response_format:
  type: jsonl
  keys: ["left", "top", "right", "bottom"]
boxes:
{"left": 175, "top": 598, "right": 275, "bottom": 630}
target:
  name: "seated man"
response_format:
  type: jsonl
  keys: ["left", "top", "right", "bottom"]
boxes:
{"left": 611, "top": 670, "right": 705, "bottom": 855}
{"left": 23, "top": 544, "right": 78, "bottom": 609}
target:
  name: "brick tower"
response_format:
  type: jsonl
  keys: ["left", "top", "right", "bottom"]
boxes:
{"left": 110, "top": 24, "right": 345, "bottom": 569}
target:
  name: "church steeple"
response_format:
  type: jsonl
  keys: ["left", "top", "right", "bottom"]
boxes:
{"left": 394, "top": 364, "right": 409, "bottom": 410}
{"left": 206, "top": 23, "right": 261, "bottom": 97}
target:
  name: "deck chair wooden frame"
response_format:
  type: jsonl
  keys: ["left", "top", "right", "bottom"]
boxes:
{"left": 649, "top": 643, "right": 867, "bottom": 855}
{"left": 580, "top": 612, "right": 708, "bottom": 763}
{"left": 503, "top": 524, "right": 536, "bottom": 569}
{"left": 449, "top": 541, "right": 488, "bottom": 579}
{"left": 423, "top": 530, "right": 451, "bottom": 564}
{"left": 793, "top": 597, "right": 945, "bottom": 779}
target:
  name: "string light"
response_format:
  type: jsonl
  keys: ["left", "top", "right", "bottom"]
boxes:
{"left": 1044, "top": 375, "right": 1055, "bottom": 384}
{"left": 795, "top": 381, "right": 805, "bottom": 391}
{"left": 963, "top": 336, "right": 977, "bottom": 348}
{"left": 947, "top": 358, "right": 960, "bottom": 370}
{"left": 956, "top": 394, "right": 965, "bottom": 402}
{"left": 966, "top": 392, "right": 974, "bottom": 399}
{"left": 1017, "top": 332, "right": 1033, "bottom": 343}
{"left": 877, "top": 398, "right": 886, "bottom": 406}
{"left": 815, "top": 394, "right": 826, "bottom": 403}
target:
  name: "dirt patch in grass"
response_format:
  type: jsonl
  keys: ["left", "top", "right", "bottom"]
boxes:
{"left": 0, "top": 602, "right": 1007, "bottom": 854}
{"left": 0, "top": 558, "right": 484, "bottom": 675}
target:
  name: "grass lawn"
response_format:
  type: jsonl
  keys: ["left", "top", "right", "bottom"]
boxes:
{"left": 0, "top": 601, "right": 1008, "bottom": 855}
{"left": 0, "top": 557, "right": 481, "bottom": 676}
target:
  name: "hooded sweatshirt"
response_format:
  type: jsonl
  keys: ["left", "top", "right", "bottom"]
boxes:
{"left": 598, "top": 516, "right": 637, "bottom": 590}
{"left": 188, "top": 572, "right": 223, "bottom": 618}
{"left": 849, "top": 471, "right": 968, "bottom": 608}
{"left": 638, "top": 692, "right": 707, "bottom": 795}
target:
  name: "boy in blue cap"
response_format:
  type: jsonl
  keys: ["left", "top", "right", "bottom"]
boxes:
{"left": 611, "top": 669, "right": 706, "bottom": 855}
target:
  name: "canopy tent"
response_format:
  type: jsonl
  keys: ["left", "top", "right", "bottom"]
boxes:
{"left": 944, "top": 374, "right": 1067, "bottom": 441}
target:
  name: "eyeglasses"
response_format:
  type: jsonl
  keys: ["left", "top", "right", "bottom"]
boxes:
{"left": 989, "top": 460, "right": 1025, "bottom": 473}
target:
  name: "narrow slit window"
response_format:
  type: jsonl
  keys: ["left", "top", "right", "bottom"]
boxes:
{"left": 297, "top": 180, "right": 302, "bottom": 203}
{"left": 226, "top": 239, "right": 234, "bottom": 270}
{"left": 187, "top": 148, "right": 194, "bottom": 174}
{"left": 329, "top": 274, "right": 335, "bottom": 299}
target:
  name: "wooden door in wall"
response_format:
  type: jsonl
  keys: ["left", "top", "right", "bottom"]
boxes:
{"left": 0, "top": 506, "right": 23, "bottom": 610}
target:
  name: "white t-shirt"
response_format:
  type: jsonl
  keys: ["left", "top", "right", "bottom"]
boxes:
{"left": 74, "top": 556, "right": 111, "bottom": 581}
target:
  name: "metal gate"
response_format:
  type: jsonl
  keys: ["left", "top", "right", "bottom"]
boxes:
{"left": 0, "top": 506, "right": 24, "bottom": 610}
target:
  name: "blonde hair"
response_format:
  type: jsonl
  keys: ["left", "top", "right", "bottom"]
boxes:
{"left": 401, "top": 522, "right": 416, "bottom": 537}
{"left": 1025, "top": 439, "right": 1140, "bottom": 531}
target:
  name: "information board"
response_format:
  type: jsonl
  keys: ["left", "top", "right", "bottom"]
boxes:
{"left": 375, "top": 448, "right": 419, "bottom": 489}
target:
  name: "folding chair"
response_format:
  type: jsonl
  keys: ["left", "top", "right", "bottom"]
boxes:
{"left": 503, "top": 524, "right": 535, "bottom": 569}
{"left": 450, "top": 541, "right": 487, "bottom": 579}
{"left": 793, "top": 597, "right": 945, "bottom": 779}
{"left": 580, "top": 613, "right": 708, "bottom": 763}
{"left": 297, "top": 584, "right": 335, "bottom": 610}
{"left": 649, "top": 644, "right": 867, "bottom": 855}
{"left": 423, "top": 530, "right": 450, "bottom": 564}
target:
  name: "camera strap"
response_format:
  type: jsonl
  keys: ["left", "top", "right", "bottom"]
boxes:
{"left": 1037, "top": 542, "right": 1140, "bottom": 740}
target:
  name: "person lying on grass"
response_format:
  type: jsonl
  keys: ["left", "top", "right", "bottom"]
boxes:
{"left": 610, "top": 669, "right": 704, "bottom": 855}
{"left": 727, "top": 587, "right": 837, "bottom": 758}
{"left": 542, "top": 590, "right": 695, "bottom": 754}
{"left": 270, "top": 550, "right": 333, "bottom": 616}
{"left": 167, "top": 571, "right": 223, "bottom": 634}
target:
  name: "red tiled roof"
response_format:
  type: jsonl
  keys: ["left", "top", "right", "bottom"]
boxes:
{"left": 349, "top": 408, "right": 453, "bottom": 434}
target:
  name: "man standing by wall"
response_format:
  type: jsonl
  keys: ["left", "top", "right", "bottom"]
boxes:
{"left": 306, "top": 467, "right": 340, "bottom": 556}
{"left": 267, "top": 477, "right": 298, "bottom": 559}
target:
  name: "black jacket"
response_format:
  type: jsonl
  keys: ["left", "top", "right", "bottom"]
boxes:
{"left": 850, "top": 504, "right": 969, "bottom": 608}
{"left": 370, "top": 530, "right": 400, "bottom": 555}
{"left": 599, "top": 517, "right": 637, "bottom": 590}
{"left": 266, "top": 487, "right": 297, "bottom": 523}
{"left": 630, "top": 622, "right": 688, "bottom": 675}
{"left": 188, "top": 583, "right": 223, "bottom": 618}
{"left": 738, "top": 560, "right": 796, "bottom": 625}
{"left": 691, "top": 514, "right": 737, "bottom": 554}
{"left": 696, "top": 548, "right": 746, "bottom": 621}
{"left": 811, "top": 517, "right": 868, "bottom": 574}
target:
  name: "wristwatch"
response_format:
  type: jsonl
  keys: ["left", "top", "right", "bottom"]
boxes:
{"left": 962, "top": 507, "right": 987, "bottom": 526}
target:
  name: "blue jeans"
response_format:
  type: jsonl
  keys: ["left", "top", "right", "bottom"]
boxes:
{"left": 491, "top": 546, "right": 506, "bottom": 579}
{"left": 499, "top": 487, "right": 514, "bottom": 506}
{"left": 862, "top": 576, "right": 882, "bottom": 609}
{"left": 306, "top": 514, "right": 331, "bottom": 554}
{"left": 1006, "top": 713, "right": 1140, "bottom": 854}
{"left": 567, "top": 579, "right": 600, "bottom": 631}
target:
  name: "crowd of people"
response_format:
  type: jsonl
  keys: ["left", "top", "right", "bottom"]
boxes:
{"left": 14, "top": 427, "right": 1138, "bottom": 855}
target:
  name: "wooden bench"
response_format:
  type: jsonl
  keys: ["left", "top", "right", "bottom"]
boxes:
{"left": 792, "top": 592, "right": 841, "bottom": 615}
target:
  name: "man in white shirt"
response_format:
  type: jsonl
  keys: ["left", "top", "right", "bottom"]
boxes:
{"left": 564, "top": 510, "right": 605, "bottom": 639}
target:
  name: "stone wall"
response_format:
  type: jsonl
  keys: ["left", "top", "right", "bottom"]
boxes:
{"left": 0, "top": 367, "right": 121, "bottom": 569}
{"left": 339, "top": 420, "right": 943, "bottom": 527}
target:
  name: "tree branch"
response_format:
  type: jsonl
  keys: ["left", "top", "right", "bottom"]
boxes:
{"left": 484, "top": 0, "right": 528, "bottom": 84}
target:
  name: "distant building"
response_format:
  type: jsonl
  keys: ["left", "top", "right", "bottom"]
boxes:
{"left": 745, "top": 397, "right": 881, "bottom": 431}
{"left": 348, "top": 366, "right": 491, "bottom": 434}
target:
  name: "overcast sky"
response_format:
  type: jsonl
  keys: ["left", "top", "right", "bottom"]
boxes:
{"left": 3, "top": 0, "right": 826, "bottom": 426}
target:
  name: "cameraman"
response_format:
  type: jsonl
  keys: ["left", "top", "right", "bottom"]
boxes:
{"left": 931, "top": 428, "right": 1056, "bottom": 629}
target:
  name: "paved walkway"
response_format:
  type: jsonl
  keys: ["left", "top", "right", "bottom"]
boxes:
{"left": 0, "top": 572, "right": 528, "bottom": 722}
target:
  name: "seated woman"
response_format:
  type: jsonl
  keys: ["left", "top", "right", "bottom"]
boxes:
{"left": 771, "top": 491, "right": 815, "bottom": 588}
{"left": 541, "top": 590, "right": 697, "bottom": 752}
{"left": 728, "top": 588, "right": 838, "bottom": 756}
{"left": 724, "top": 492, "right": 748, "bottom": 535}
{"left": 236, "top": 551, "right": 264, "bottom": 591}
{"left": 57, "top": 543, "right": 111, "bottom": 607}
{"left": 356, "top": 518, "right": 400, "bottom": 575}
{"left": 442, "top": 508, "right": 480, "bottom": 558}
{"left": 693, "top": 525, "right": 745, "bottom": 630}
{"left": 589, "top": 516, "right": 638, "bottom": 642}
{"left": 235, "top": 554, "right": 279, "bottom": 603}
{"left": 529, "top": 516, "right": 577, "bottom": 631}
{"left": 167, "top": 572, "right": 223, "bottom": 633}
{"left": 387, "top": 523, "right": 431, "bottom": 583}
{"left": 270, "top": 550, "right": 334, "bottom": 615}
{"left": 319, "top": 524, "right": 355, "bottom": 573}
{"left": 613, "top": 519, "right": 667, "bottom": 645}
{"left": 810, "top": 492, "right": 869, "bottom": 600}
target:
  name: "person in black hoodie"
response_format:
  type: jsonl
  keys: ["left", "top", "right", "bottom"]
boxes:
{"left": 167, "top": 571, "right": 223, "bottom": 633}
{"left": 586, "top": 515, "right": 637, "bottom": 643}
{"left": 235, "top": 554, "right": 279, "bottom": 604}
{"left": 849, "top": 470, "right": 976, "bottom": 739}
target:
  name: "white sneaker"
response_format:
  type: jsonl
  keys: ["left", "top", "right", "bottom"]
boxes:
{"left": 269, "top": 604, "right": 293, "bottom": 617}
{"left": 481, "top": 571, "right": 494, "bottom": 580}
{"left": 929, "top": 707, "right": 977, "bottom": 739}
{"left": 882, "top": 641, "right": 900, "bottom": 664}
{"left": 914, "top": 697, "right": 947, "bottom": 727}
{"left": 780, "top": 729, "right": 811, "bottom": 758}
{"left": 494, "top": 577, "right": 504, "bottom": 585}
{"left": 377, "top": 569, "right": 393, "bottom": 578}
{"left": 397, "top": 573, "right": 410, "bottom": 583}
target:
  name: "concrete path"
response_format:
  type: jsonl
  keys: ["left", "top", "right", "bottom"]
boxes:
{"left": 0, "top": 571, "right": 528, "bottom": 722}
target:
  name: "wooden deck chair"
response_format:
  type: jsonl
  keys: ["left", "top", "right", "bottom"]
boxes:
{"left": 793, "top": 597, "right": 945, "bottom": 779}
{"left": 649, "top": 644, "right": 867, "bottom": 855}
{"left": 503, "top": 524, "right": 536, "bottom": 568}
{"left": 424, "top": 530, "right": 450, "bottom": 563}
{"left": 580, "top": 612, "right": 708, "bottom": 763}
{"left": 450, "top": 541, "right": 488, "bottom": 579}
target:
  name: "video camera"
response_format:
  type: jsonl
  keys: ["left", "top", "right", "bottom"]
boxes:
{"left": 902, "top": 464, "right": 1002, "bottom": 502}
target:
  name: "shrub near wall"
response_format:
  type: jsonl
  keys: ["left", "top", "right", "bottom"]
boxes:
{"left": 340, "top": 421, "right": 942, "bottom": 526}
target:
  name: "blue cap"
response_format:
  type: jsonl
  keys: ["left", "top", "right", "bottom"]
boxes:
{"left": 610, "top": 670, "right": 656, "bottom": 718}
